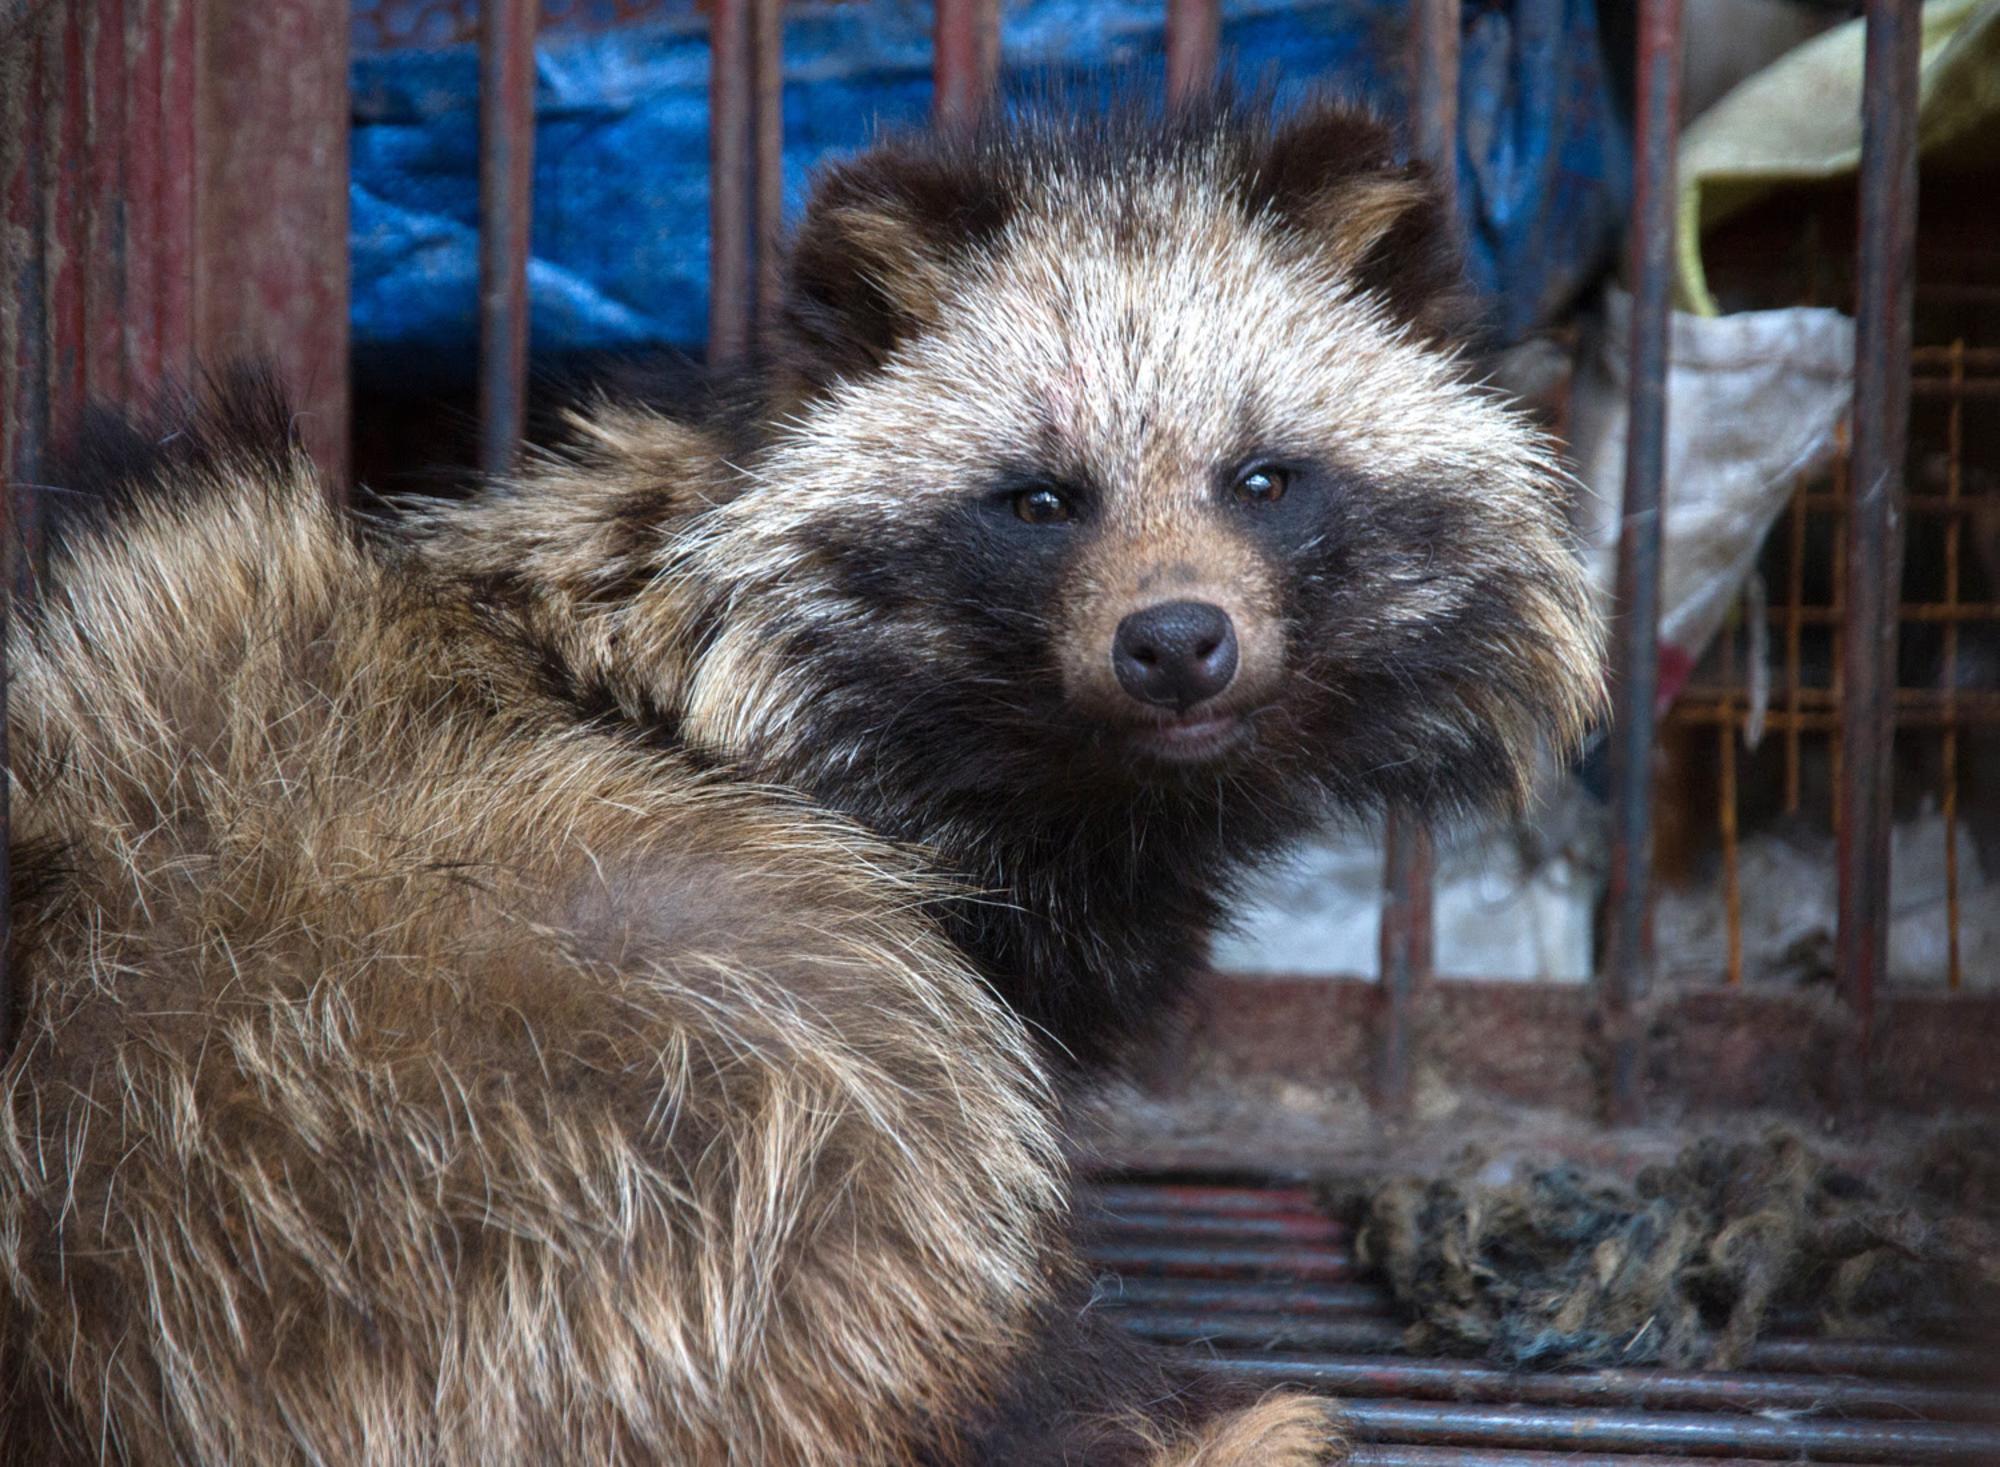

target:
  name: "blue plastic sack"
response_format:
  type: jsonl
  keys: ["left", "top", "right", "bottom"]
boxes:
{"left": 349, "top": 0, "right": 1631, "bottom": 383}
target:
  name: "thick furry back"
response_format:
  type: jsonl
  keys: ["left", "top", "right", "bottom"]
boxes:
{"left": 0, "top": 392, "right": 1064, "bottom": 1464}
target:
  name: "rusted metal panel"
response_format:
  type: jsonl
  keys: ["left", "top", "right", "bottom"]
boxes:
{"left": 196, "top": 0, "right": 351, "bottom": 486}
{"left": 2, "top": 0, "right": 325, "bottom": 1045}
{"left": 708, "top": 0, "right": 753, "bottom": 363}
{"left": 1835, "top": 0, "right": 1922, "bottom": 1071}
{"left": 478, "top": 0, "right": 537, "bottom": 478}
{"left": 1164, "top": 0, "right": 1219, "bottom": 105}
{"left": 1599, "top": 0, "right": 1682, "bottom": 1126}
{"left": 932, "top": 0, "right": 998, "bottom": 127}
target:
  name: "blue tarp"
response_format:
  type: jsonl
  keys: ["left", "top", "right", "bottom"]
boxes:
{"left": 349, "top": 0, "right": 1631, "bottom": 385}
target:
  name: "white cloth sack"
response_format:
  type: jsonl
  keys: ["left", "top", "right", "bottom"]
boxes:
{"left": 1570, "top": 288, "right": 1854, "bottom": 704}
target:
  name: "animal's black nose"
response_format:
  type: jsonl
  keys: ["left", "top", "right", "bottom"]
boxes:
{"left": 1112, "top": 600, "right": 1239, "bottom": 711}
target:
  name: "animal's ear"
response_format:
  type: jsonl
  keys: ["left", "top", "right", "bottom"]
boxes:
{"left": 777, "top": 143, "right": 1015, "bottom": 392}
{"left": 1245, "top": 103, "right": 1461, "bottom": 333}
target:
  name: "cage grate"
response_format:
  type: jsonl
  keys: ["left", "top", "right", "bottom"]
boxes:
{"left": 1083, "top": 1176, "right": 2000, "bottom": 1465}
{"left": 1666, "top": 210, "right": 2000, "bottom": 995}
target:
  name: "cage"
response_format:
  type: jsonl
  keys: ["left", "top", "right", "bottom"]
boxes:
{"left": 3, "top": 1, "right": 1998, "bottom": 1462}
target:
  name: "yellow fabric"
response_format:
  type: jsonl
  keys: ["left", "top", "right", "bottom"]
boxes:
{"left": 1675, "top": 0, "right": 2000, "bottom": 315}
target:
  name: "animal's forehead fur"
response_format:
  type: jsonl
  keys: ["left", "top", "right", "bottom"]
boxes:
{"left": 757, "top": 165, "right": 1544, "bottom": 533}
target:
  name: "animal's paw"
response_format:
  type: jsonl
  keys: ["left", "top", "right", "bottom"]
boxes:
{"left": 1148, "top": 1392, "right": 1347, "bottom": 1466}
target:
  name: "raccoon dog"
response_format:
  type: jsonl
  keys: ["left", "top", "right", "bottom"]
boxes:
{"left": 1, "top": 97, "right": 1603, "bottom": 1464}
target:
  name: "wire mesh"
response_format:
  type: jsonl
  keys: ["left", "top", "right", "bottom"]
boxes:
{"left": 1664, "top": 195, "right": 2000, "bottom": 994}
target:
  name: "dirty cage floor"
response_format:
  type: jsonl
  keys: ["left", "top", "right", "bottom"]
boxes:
{"left": 1083, "top": 1176, "right": 2000, "bottom": 1465}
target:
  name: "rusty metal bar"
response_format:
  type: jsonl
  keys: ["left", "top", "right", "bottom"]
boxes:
{"left": 1783, "top": 484, "right": 1806, "bottom": 812}
{"left": 1125, "top": 1313, "right": 1407, "bottom": 1354}
{"left": 1744, "top": 1334, "right": 1995, "bottom": 1379}
{"left": 1409, "top": 0, "right": 1458, "bottom": 204}
{"left": 1083, "top": 1183, "right": 1320, "bottom": 1215}
{"left": 1913, "top": 345, "right": 2000, "bottom": 364}
{"left": 2, "top": 9, "right": 73, "bottom": 1061}
{"left": 123, "top": 0, "right": 165, "bottom": 399}
{"left": 1748, "top": 600, "right": 2000, "bottom": 624}
{"left": 708, "top": 0, "right": 754, "bottom": 363}
{"left": 1598, "top": 0, "right": 1682, "bottom": 1126}
{"left": 1376, "top": 0, "right": 1456, "bottom": 1114}
{"left": 1200, "top": 1352, "right": 2000, "bottom": 1421}
{"left": 158, "top": 0, "right": 197, "bottom": 386}
{"left": 1681, "top": 704, "right": 2000, "bottom": 732}
{"left": 50, "top": 5, "right": 87, "bottom": 446}
{"left": 1093, "top": 1279, "right": 1394, "bottom": 1315}
{"left": 1118, "top": 1312, "right": 1995, "bottom": 1381}
{"left": 1942, "top": 340, "right": 1963, "bottom": 990}
{"left": 932, "top": 0, "right": 999, "bottom": 128}
{"left": 4, "top": 17, "right": 51, "bottom": 610}
{"left": 1101, "top": 1277, "right": 1839, "bottom": 1333}
{"left": 1377, "top": 813, "right": 1432, "bottom": 1107}
{"left": 1327, "top": 1398, "right": 2000, "bottom": 1461}
{"left": 82, "top": 0, "right": 128, "bottom": 406}
{"left": 1802, "top": 489, "right": 1989, "bottom": 514}
{"left": 0, "top": 10, "right": 46, "bottom": 1069}
{"left": 1088, "top": 1210, "right": 1344, "bottom": 1244}
{"left": 0, "top": 601, "right": 9, "bottom": 1056}
{"left": 1084, "top": 1241, "right": 1358, "bottom": 1281}
{"left": 478, "top": 0, "right": 537, "bottom": 476}
{"left": 1686, "top": 684, "right": 2000, "bottom": 711}
{"left": 1350, "top": 1453, "right": 1822, "bottom": 1467}
{"left": 752, "top": 0, "right": 785, "bottom": 339}
{"left": 1830, "top": 430, "right": 1849, "bottom": 818}
{"left": 1836, "top": 0, "right": 1921, "bottom": 1065}
{"left": 1165, "top": 0, "right": 1220, "bottom": 104}
{"left": 1718, "top": 610, "right": 1741, "bottom": 985}
{"left": 1911, "top": 377, "right": 2000, "bottom": 398}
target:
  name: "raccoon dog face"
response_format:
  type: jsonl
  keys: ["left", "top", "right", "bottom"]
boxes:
{"left": 682, "top": 101, "right": 1602, "bottom": 823}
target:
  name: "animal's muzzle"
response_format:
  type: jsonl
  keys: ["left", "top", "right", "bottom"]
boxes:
{"left": 1111, "top": 600, "right": 1239, "bottom": 711}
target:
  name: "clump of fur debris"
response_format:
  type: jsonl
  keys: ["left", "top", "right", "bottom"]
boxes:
{"left": 1330, "top": 1129, "right": 2000, "bottom": 1370}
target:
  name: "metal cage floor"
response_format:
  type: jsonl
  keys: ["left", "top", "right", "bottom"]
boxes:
{"left": 1083, "top": 1176, "right": 2000, "bottom": 1465}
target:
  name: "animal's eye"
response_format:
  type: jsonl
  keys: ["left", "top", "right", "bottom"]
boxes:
{"left": 1013, "top": 486, "right": 1073, "bottom": 525}
{"left": 1233, "top": 464, "right": 1289, "bottom": 505}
